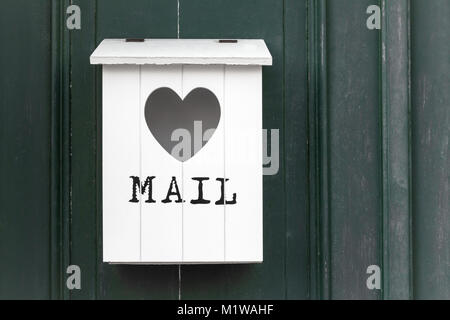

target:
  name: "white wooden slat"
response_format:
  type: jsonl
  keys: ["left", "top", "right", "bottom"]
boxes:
{"left": 140, "top": 65, "right": 183, "bottom": 263}
{"left": 102, "top": 65, "right": 141, "bottom": 262}
{"left": 182, "top": 65, "right": 225, "bottom": 262}
{"left": 224, "top": 66, "right": 263, "bottom": 262}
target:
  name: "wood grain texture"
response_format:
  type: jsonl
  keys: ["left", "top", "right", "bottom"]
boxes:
{"left": 60, "top": 0, "right": 72, "bottom": 301}
{"left": 285, "top": 0, "right": 310, "bottom": 299}
{"left": 411, "top": 0, "right": 450, "bottom": 300}
{"left": 0, "top": 0, "right": 52, "bottom": 299}
{"left": 68, "top": 0, "right": 98, "bottom": 300}
{"left": 50, "top": 0, "right": 63, "bottom": 300}
{"left": 308, "top": 0, "right": 321, "bottom": 299}
{"left": 381, "top": 0, "right": 412, "bottom": 300}
{"left": 326, "top": 0, "right": 382, "bottom": 299}
{"left": 314, "top": 0, "right": 332, "bottom": 300}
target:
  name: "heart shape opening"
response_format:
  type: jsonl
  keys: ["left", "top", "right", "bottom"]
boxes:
{"left": 144, "top": 87, "right": 221, "bottom": 162}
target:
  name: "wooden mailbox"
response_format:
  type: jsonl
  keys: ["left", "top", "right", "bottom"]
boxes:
{"left": 90, "top": 39, "right": 272, "bottom": 263}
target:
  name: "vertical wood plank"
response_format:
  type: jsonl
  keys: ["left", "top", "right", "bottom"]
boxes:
{"left": 315, "top": 0, "right": 332, "bottom": 300}
{"left": 380, "top": 0, "right": 412, "bottom": 300}
{"left": 140, "top": 65, "right": 183, "bottom": 263}
{"left": 411, "top": 0, "right": 450, "bottom": 299}
{"left": 307, "top": 0, "right": 323, "bottom": 300}
{"left": 224, "top": 65, "right": 263, "bottom": 262}
{"left": 0, "top": 0, "right": 52, "bottom": 299}
{"left": 102, "top": 65, "right": 141, "bottom": 262}
{"left": 61, "top": 0, "right": 71, "bottom": 300}
{"left": 69, "top": 0, "right": 98, "bottom": 299}
{"left": 284, "top": 0, "right": 309, "bottom": 299}
{"left": 182, "top": 65, "right": 225, "bottom": 262}
{"left": 327, "top": 0, "right": 382, "bottom": 299}
{"left": 50, "top": 0, "right": 64, "bottom": 300}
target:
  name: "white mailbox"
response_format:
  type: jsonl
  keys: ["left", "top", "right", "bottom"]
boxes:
{"left": 90, "top": 39, "right": 272, "bottom": 264}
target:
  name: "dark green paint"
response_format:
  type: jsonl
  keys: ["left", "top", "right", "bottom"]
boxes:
{"left": 0, "top": 0, "right": 448, "bottom": 300}
{"left": 380, "top": 0, "right": 412, "bottom": 300}
{"left": 411, "top": 0, "right": 450, "bottom": 299}
{"left": 69, "top": 0, "right": 97, "bottom": 300}
{"left": 326, "top": 0, "right": 382, "bottom": 299}
{"left": 50, "top": 0, "right": 63, "bottom": 300}
{"left": 0, "top": 0, "right": 52, "bottom": 299}
{"left": 285, "top": 0, "right": 310, "bottom": 299}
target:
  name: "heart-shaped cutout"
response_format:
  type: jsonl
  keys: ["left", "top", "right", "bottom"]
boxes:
{"left": 144, "top": 87, "right": 221, "bottom": 162}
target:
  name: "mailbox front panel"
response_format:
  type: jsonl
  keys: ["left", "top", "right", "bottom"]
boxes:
{"left": 102, "top": 64, "right": 262, "bottom": 264}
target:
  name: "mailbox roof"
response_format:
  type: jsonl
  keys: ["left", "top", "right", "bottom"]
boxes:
{"left": 90, "top": 39, "right": 272, "bottom": 66}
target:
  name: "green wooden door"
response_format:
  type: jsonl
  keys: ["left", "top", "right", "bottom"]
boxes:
{"left": 0, "top": 0, "right": 448, "bottom": 300}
